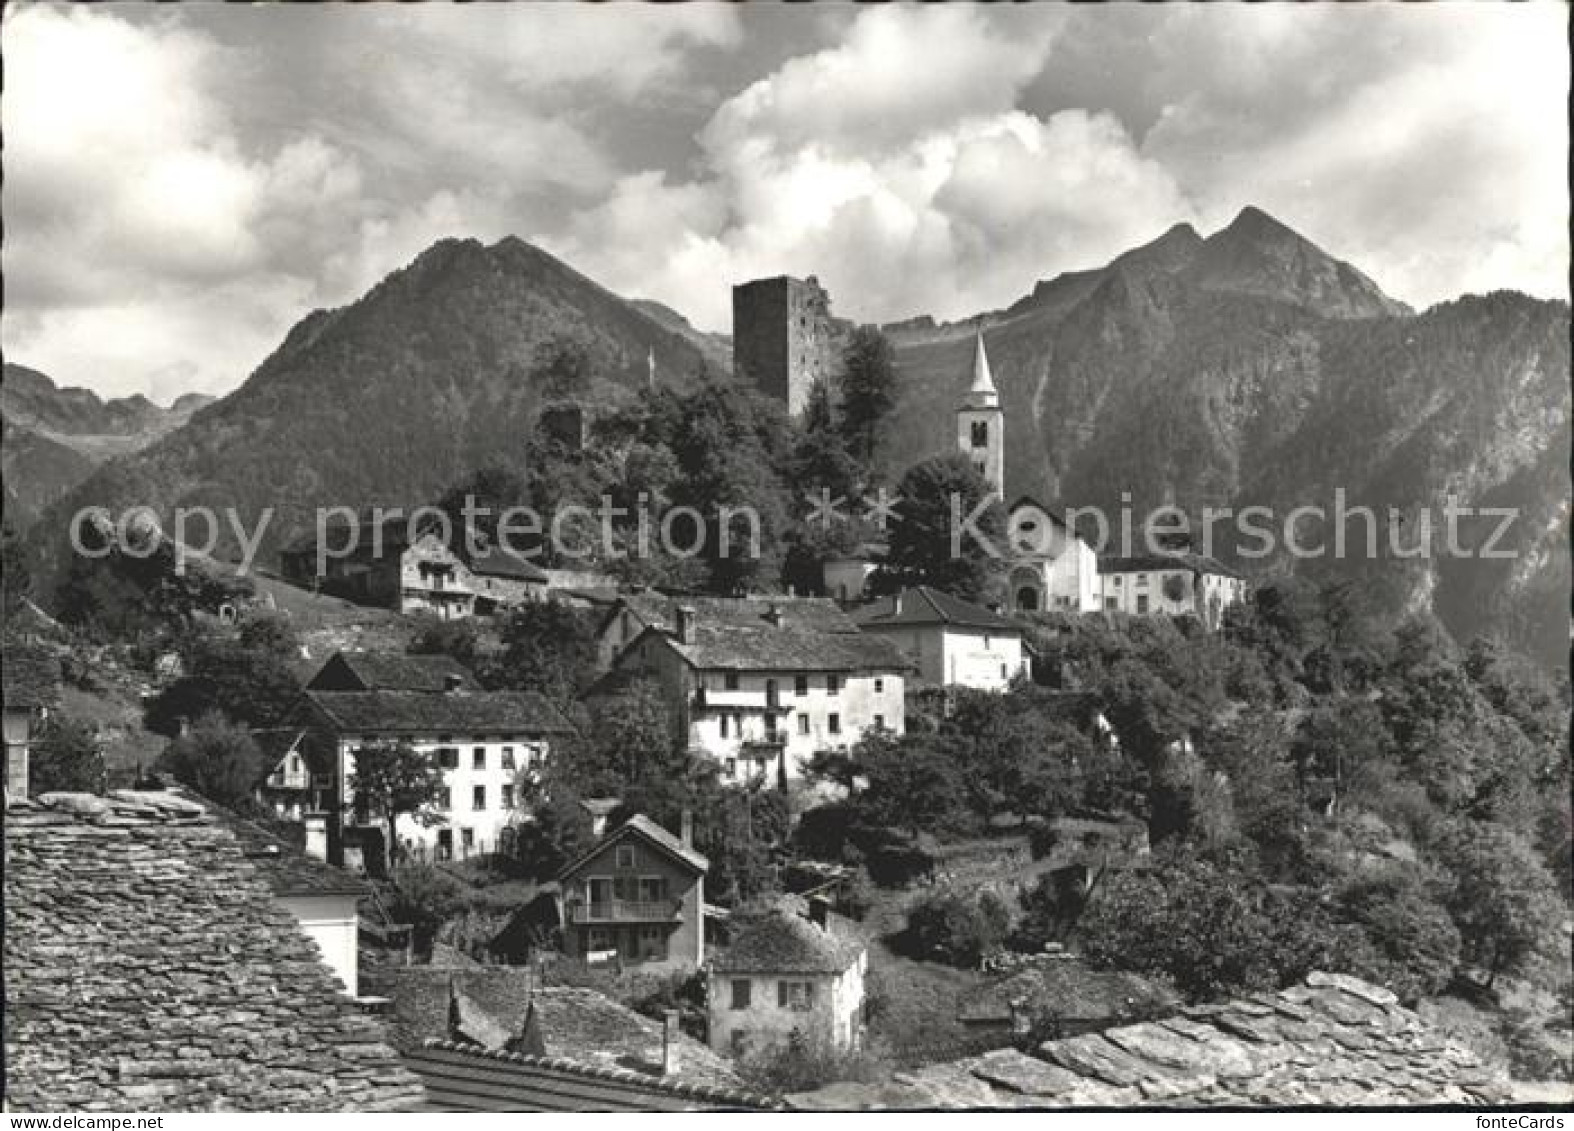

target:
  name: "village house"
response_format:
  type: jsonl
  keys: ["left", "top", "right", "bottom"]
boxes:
{"left": 556, "top": 812, "right": 709, "bottom": 972}
{"left": 3, "top": 789, "right": 424, "bottom": 1112}
{"left": 279, "top": 515, "right": 545, "bottom": 619}
{"left": 2, "top": 643, "right": 60, "bottom": 798}
{"left": 604, "top": 599, "right": 912, "bottom": 785}
{"left": 288, "top": 654, "right": 576, "bottom": 863}
{"left": 854, "top": 585, "right": 1028, "bottom": 691}
{"left": 708, "top": 899, "right": 868, "bottom": 1060}
{"left": 595, "top": 591, "right": 861, "bottom": 669}
{"left": 259, "top": 652, "right": 487, "bottom": 819}
{"left": 1098, "top": 552, "right": 1247, "bottom": 629}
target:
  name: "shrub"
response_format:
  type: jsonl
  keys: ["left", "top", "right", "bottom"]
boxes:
{"left": 900, "top": 889, "right": 1011, "bottom": 968}
{"left": 29, "top": 716, "right": 106, "bottom": 794}
{"left": 735, "top": 1030, "right": 889, "bottom": 1094}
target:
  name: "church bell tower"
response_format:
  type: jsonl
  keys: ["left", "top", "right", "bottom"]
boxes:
{"left": 956, "top": 326, "right": 1004, "bottom": 494}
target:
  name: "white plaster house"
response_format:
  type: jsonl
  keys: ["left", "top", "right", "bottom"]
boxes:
{"left": 708, "top": 901, "right": 868, "bottom": 1059}
{"left": 854, "top": 586, "right": 1027, "bottom": 691}
{"left": 1097, "top": 553, "right": 1248, "bottom": 629}
{"left": 600, "top": 600, "right": 912, "bottom": 785}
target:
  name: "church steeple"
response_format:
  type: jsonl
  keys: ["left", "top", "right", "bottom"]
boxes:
{"left": 962, "top": 326, "right": 999, "bottom": 408}
{"left": 956, "top": 323, "right": 1004, "bottom": 493}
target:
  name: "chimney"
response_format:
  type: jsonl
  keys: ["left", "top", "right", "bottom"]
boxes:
{"left": 303, "top": 812, "right": 329, "bottom": 862}
{"left": 765, "top": 603, "right": 785, "bottom": 629}
{"left": 808, "top": 895, "right": 830, "bottom": 930}
{"left": 679, "top": 808, "right": 693, "bottom": 849}
{"left": 443, "top": 673, "right": 464, "bottom": 693}
{"left": 1008, "top": 996, "right": 1031, "bottom": 1040}
{"left": 662, "top": 1009, "right": 680, "bottom": 1076}
{"left": 892, "top": 592, "right": 903, "bottom": 616}
{"left": 674, "top": 604, "right": 695, "bottom": 645}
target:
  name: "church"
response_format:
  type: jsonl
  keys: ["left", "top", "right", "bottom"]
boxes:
{"left": 954, "top": 327, "right": 1243, "bottom": 625}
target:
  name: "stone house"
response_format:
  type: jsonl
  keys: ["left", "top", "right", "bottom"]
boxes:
{"left": 1098, "top": 552, "right": 1248, "bottom": 629}
{"left": 594, "top": 592, "right": 861, "bottom": 670}
{"left": 556, "top": 813, "right": 709, "bottom": 972}
{"left": 2, "top": 643, "right": 60, "bottom": 798}
{"left": 604, "top": 600, "right": 912, "bottom": 786}
{"left": 853, "top": 585, "right": 1028, "bottom": 691}
{"left": 708, "top": 900, "right": 868, "bottom": 1059}
{"left": 464, "top": 540, "right": 549, "bottom": 613}
{"left": 3, "top": 789, "right": 424, "bottom": 1111}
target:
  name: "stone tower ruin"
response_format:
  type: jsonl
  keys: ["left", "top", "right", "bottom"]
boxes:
{"left": 731, "top": 274, "right": 833, "bottom": 417}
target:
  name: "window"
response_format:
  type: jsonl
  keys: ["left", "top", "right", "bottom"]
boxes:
{"left": 438, "top": 787, "right": 452, "bottom": 810}
{"left": 1001, "top": 664, "right": 1008, "bottom": 679}
{"left": 1136, "top": 573, "right": 1149, "bottom": 588}
{"left": 638, "top": 926, "right": 667, "bottom": 961}
{"left": 1105, "top": 597, "right": 1118, "bottom": 610}
{"left": 795, "top": 674, "right": 809, "bottom": 696}
{"left": 731, "top": 1031, "right": 749, "bottom": 1056}
{"left": 616, "top": 845, "right": 636, "bottom": 869}
{"left": 798, "top": 714, "right": 810, "bottom": 735}
{"left": 827, "top": 675, "right": 841, "bottom": 696}
{"left": 472, "top": 785, "right": 486, "bottom": 810}
{"left": 502, "top": 784, "right": 515, "bottom": 810}
{"left": 970, "top": 420, "right": 989, "bottom": 448}
{"left": 472, "top": 747, "right": 486, "bottom": 770}
{"left": 1113, "top": 576, "right": 1123, "bottom": 587}
{"left": 638, "top": 877, "right": 668, "bottom": 902}
{"left": 725, "top": 757, "right": 737, "bottom": 779}
{"left": 828, "top": 713, "right": 841, "bottom": 735}
{"left": 436, "top": 747, "right": 458, "bottom": 769}
{"left": 731, "top": 980, "right": 752, "bottom": 1010}
{"left": 461, "top": 828, "right": 474, "bottom": 852}
{"left": 288, "top": 754, "right": 301, "bottom": 774}
{"left": 724, "top": 672, "right": 740, "bottom": 691}
{"left": 719, "top": 715, "right": 730, "bottom": 739}
{"left": 588, "top": 927, "right": 612, "bottom": 951}
{"left": 501, "top": 746, "right": 516, "bottom": 770}
{"left": 873, "top": 714, "right": 885, "bottom": 730}
{"left": 874, "top": 678, "right": 884, "bottom": 694}
{"left": 1137, "top": 595, "right": 1150, "bottom": 614}
{"left": 778, "top": 980, "right": 815, "bottom": 1011}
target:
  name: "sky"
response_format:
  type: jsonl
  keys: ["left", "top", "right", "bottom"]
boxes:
{"left": 2, "top": 2, "right": 1568, "bottom": 404}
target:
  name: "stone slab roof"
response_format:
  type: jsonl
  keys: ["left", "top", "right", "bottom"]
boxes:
{"left": 4, "top": 791, "right": 424, "bottom": 1112}
{"left": 635, "top": 621, "right": 914, "bottom": 674}
{"left": 787, "top": 972, "right": 1509, "bottom": 1109}
{"left": 710, "top": 906, "right": 865, "bottom": 976}
{"left": 404, "top": 1041, "right": 779, "bottom": 1112}
{"left": 304, "top": 688, "right": 576, "bottom": 735}
{"left": 855, "top": 585, "right": 1021, "bottom": 632}
{"left": 465, "top": 544, "right": 548, "bottom": 582}
{"left": 1098, "top": 552, "right": 1243, "bottom": 581}
{"left": 614, "top": 593, "right": 861, "bottom": 636}
{"left": 307, "top": 651, "right": 484, "bottom": 693}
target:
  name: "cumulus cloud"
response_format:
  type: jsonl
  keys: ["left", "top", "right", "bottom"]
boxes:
{"left": 1, "top": 2, "right": 1565, "bottom": 400}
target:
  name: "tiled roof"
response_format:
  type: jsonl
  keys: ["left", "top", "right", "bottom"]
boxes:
{"left": 559, "top": 814, "right": 709, "bottom": 880}
{"left": 465, "top": 544, "right": 548, "bottom": 582}
{"left": 4, "top": 791, "right": 424, "bottom": 1112}
{"left": 787, "top": 972, "right": 1510, "bottom": 1109}
{"left": 305, "top": 689, "right": 577, "bottom": 735}
{"left": 1098, "top": 552, "right": 1243, "bottom": 580}
{"left": 404, "top": 1041, "right": 778, "bottom": 1112}
{"left": 710, "top": 907, "right": 865, "bottom": 975}
{"left": 308, "top": 651, "right": 484, "bottom": 693}
{"left": 854, "top": 586, "right": 1021, "bottom": 632}
{"left": 2, "top": 643, "right": 61, "bottom": 711}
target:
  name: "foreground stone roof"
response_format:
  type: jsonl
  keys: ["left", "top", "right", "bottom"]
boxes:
{"left": 788, "top": 972, "right": 1510, "bottom": 1109}
{"left": 4, "top": 791, "right": 425, "bottom": 1112}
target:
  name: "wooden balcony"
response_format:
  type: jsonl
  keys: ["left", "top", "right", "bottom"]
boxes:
{"left": 566, "top": 899, "right": 683, "bottom": 924}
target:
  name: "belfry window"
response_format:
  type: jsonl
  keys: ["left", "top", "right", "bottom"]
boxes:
{"left": 971, "top": 421, "right": 989, "bottom": 448}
